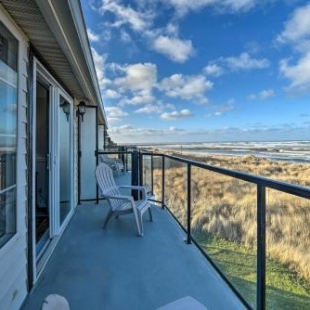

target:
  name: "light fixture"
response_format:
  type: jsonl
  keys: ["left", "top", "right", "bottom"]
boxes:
{"left": 60, "top": 100, "right": 70, "bottom": 121}
{"left": 76, "top": 101, "right": 86, "bottom": 122}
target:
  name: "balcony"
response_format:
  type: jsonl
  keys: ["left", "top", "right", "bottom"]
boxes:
{"left": 22, "top": 174, "right": 244, "bottom": 310}
{"left": 22, "top": 149, "right": 310, "bottom": 309}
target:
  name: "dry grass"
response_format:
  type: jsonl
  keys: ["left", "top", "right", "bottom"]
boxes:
{"left": 150, "top": 154, "right": 310, "bottom": 286}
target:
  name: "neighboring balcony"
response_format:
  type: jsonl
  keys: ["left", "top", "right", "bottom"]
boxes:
{"left": 23, "top": 149, "right": 310, "bottom": 310}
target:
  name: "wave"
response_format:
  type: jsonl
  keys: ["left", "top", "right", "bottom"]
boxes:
{"left": 148, "top": 140, "right": 310, "bottom": 164}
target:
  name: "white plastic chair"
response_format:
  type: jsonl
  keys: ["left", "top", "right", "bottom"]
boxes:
{"left": 95, "top": 163, "right": 153, "bottom": 236}
{"left": 99, "top": 154, "right": 124, "bottom": 176}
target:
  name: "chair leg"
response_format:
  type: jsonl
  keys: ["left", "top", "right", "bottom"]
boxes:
{"left": 132, "top": 207, "right": 143, "bottom": 236}
{"left": 103, "top": 209, "right": 114, "bottom": 229}
{"left": 148, "top": 206, "right": 153, "bottom": 222}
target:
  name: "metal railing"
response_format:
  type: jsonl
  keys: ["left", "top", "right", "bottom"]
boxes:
{"left": 138, "top": 151, "right": 310, "bottom": 310}
{"left": 90, "top": 148, "right": 310, "bottom": 309}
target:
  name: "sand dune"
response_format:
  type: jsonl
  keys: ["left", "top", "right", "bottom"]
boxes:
{"left": 149, "top": 154, "right": 310, "bottom": 285}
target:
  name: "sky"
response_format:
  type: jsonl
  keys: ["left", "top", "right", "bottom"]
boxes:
{"left": 81, "top": 0, "right": 310, "bottom": 144}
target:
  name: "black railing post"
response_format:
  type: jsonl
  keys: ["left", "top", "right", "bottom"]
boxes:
{"left": 120, "top": 146, "right": 125, "bottom": 171}
{"left": 95, "top": 150, "right": 99, "bottom": 204}
{"left": 186, "top": 163, "right": 192, "bottom": 244}
{"left": 131, "top": 150, "right": 139, "bottom": 200}
{"left": 151, "top": 155, "right": 154, "bottom": 194}
{"left": 139, "top": 151, "right": 143, "bottom": 187}
{"left": 162, "top": 155, "right": 165, "bottom": 209}
{"left": 77, "top": 114, "right": 81, "bottom": 205}
{"left": 139, "top": 152, "right": 143, "bottom": 199}
{"left": 257, "top": 185, "right": 266, "bottom": 310}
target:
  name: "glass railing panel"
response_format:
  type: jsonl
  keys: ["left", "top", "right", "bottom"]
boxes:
{"left": 190, "top": 166, "right": 257, "bottom": 308}
{"left": 266, "top": 189, "right": 310, "bottom": 309}
{"left": 125, "top": 152, "right": 132, "bottom": 172}
{"left": 152, "top": 156, "right": 163, "bottom": 203}
{"left": 164, "top": 158, "right": 187, "bottom": 228}
{"left": 142, "top": 155, "right": 152, "bottom": 193}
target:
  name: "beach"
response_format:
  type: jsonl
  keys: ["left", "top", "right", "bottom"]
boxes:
{"left": 143, "top": 140, "right": 310, "bottom": 164}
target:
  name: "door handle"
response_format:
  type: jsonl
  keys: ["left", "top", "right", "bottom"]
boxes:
{"left": 47, "top": 154, "right": 50, "bottom": 170}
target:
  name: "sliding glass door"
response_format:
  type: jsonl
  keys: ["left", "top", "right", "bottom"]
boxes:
{"left": 35, "top": 81, "right": 50, "bottom": 257}
{"left": 33, "top": 62, "right": 74, "bottom": 267}
{"left": 58, "top": 95, "right": 73, "bottom": 225}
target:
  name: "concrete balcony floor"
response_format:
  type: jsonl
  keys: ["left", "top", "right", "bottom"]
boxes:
{"left": 22, "top": 175, "right": 245, "bottom": 310}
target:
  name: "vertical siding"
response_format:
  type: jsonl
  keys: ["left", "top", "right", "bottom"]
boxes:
{"left": 0, "top": 33, "right": 29, "bottom": 310}
{"left": 74, "top": 103, "right": 79, "bottom": 206}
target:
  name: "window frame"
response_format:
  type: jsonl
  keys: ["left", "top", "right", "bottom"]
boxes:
{"left": 0, "top": 20, "right": 19, "bottom": 249}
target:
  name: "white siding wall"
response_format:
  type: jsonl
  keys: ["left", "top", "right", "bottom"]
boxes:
{"left": 0, "top": 6, "right": 29, "bottom": 310}
{"left": 74, "top": 102, "right": 79, "bottom": 206}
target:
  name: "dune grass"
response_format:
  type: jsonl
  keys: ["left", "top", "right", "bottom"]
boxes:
{"left": 146, "top": 153, "right": 310, "bottom": 308}
{"left": 195, "top": 234, "right": 310, "bottom": 309}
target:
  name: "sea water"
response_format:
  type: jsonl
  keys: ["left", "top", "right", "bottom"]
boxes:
{"left": 141, "top": 140, "right": 310, "bottom": 164}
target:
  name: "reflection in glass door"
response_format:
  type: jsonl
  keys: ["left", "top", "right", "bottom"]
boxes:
{"left": 35, "top": 81, "right": 50, "bottom": 257}
{"left": 59, "top": 96, "right": 71, "bottom": 224}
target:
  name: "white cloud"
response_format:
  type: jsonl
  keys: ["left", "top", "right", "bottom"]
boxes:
{"left": 99, "top": 0, "right": 153, "bottom": 31}
{"left": 166, "top": 23, "right": 179, "bottom": 36}
{"left": 120, "top": 29, "right": 132, "bottom": 42}
{"left": 152, "top": 35, "right": 194, "bottom": 63}
{"left": 105, "top": 89, "right": 120, "bottom": 99}
{"left": 113, "top": 63, "right": 157, "bottom": 92}
{"left": 277, "top": 4, "right": 310, "bottom": 93}
{"left": 280, "top": 53, "right": 310, "bottom": 93}
{"left": 120, "top": 90, "right": 155, "bottom": 105}
{"left": 91, "top": 48, "right": 110, "bottom": 88}
{"left": 108, "top": 125, "right": 185, "bottom": 143}
{"left": 95, "top": 1, "right": 196, "bottom": 63}
{"left": 220, "top": 52, "right": 270, "bottom": 71}
{"left": 134, "top": 101, "right": 174, "bottom": 114}
{"left": 203, "top": 64, "right": 224, "bottom": 77}
{"left": 105, "top": 106, "right": 128, "bottom": 122}
{"left": 277, "top": 3, "right": 310, "bottom": 45}
{"left": 135, "top": 104, "right": 161, "bottom": 114}
{"left": 107, "top": 120, "right": 310, "bottom": 144}
{"left": 163, "top": 0, "right": 257, "bottom": 16}
{"left": 159, "top": 74, "right": 213, "bottom": 103}
{"left": 205, "top": 98, "right": 235, "bottom": 117}
{"left": 247, "top": 94, "right": 256, "bottom": 100}
{"left": 248, "top": 89, "right": 275, "bottom": 100}
{"left": 161, "top": 109, "right": 193, "bottom": 120}
{"left": 259, "top": 89, "right": 275, "bottom": 100}
{"left": 87, "top": 28, "right": 100, "bottom": 42}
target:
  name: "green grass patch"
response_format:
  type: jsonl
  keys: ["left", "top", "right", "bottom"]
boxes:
{"left": 194, "top": 233, "right": 310, "bottom": 309}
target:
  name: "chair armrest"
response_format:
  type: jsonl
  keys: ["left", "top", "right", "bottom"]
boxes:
{"left": 102, "top": 193, "right": 135, "bottom": 210}
{"left": 118, "top": 185, "right": 147, "bottom": 199}
{"left": 103, "top": 193, "right": 133, "bottom": 201}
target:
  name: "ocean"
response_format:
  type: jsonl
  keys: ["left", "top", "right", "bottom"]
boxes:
{"left": 143, "top": 140, "right": 310, "bottom": 164}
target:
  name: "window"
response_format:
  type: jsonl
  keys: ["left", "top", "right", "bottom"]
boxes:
{"left": 0, "top": 21, "right": 18, "bottom": 248}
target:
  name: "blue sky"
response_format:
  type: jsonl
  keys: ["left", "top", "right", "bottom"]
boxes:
{"left": 82, "top": 0, "right": 310, "bottom": 144}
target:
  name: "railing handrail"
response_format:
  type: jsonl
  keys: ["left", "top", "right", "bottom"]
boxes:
{"left": 140, "top": 150, "right": 310, "bottom": 310}
{"left": 97, "top": 150, "right": 131, "bottom": 155}
{"left": 93, "top": 149, "right": 309, "bottom": 309}
{"left": 141, "top": 152, "right": 310, "bottom": 199}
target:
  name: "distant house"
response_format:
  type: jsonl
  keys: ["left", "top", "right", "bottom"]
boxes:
{"left": 0, "top": 1, "right": 107, "bottom": 309}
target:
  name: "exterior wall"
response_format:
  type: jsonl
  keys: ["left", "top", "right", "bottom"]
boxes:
{"left": 74, "top": 102, "right": 79, "bottom": 206}
{"left": 0, "top": 6, "right": 29, "bottom": 310}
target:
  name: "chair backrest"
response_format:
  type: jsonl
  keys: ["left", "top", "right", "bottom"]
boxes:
{"left": 99, "top": 154, "right": 114, "bottom": 164}
{"left": 95, "top": 163, "right": 124, "bottom": 210}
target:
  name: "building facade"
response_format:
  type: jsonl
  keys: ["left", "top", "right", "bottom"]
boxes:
{"left": 0, "top": 1, "right": 107, "bottom": 309}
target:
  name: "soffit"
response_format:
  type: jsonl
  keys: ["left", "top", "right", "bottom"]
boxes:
{"left": 0, "top": 0, "right": 85, "bottom": 99}
{"left": 0, "top": 0, "right": 107, "bottom": 126}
